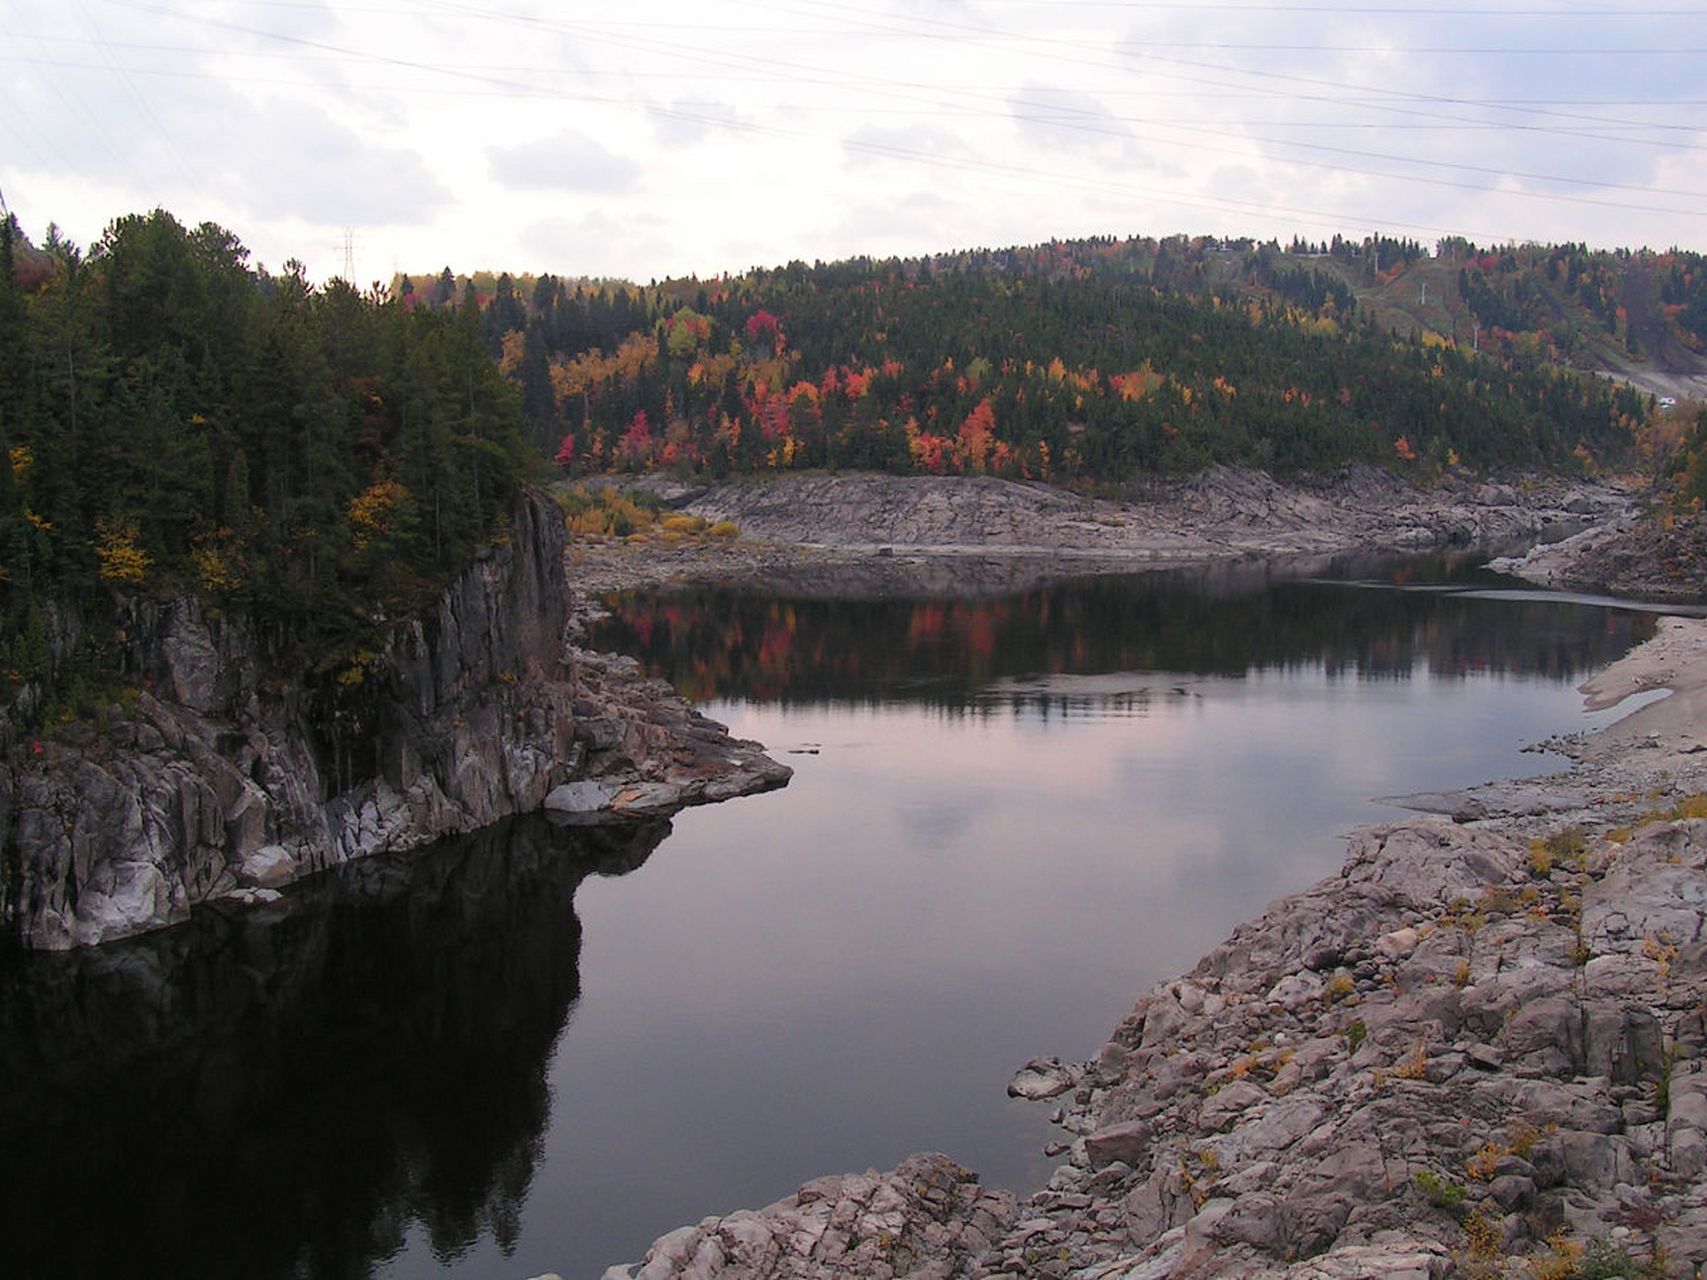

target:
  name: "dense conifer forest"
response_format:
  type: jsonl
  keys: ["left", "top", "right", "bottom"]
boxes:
{"left": 0, "top": 210, "right": 535, "bottom": 695}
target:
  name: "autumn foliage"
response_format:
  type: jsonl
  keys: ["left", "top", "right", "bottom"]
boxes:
{"left": 502, "top": 235, "right": 1652, "bottom": 485}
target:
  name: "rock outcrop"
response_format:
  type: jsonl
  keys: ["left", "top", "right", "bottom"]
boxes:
{"left": 1491, "top": 507, "right": 1707, "bottom": 604}
{"left": 601, "top": 1154, "right": 1017, "bottom": 1280}
{"left": 0, "top": 489, "right": 789, "bottom": 950}
{"left": 623, "top": 468, "right": 1628, "bottom": 562}
{"left": 986, "top": 810, "right": 1707, "bottom": 1278}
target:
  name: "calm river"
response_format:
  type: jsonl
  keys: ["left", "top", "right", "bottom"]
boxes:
{"left": 0, "top": 553, "right": 1679, "bottom": 1278}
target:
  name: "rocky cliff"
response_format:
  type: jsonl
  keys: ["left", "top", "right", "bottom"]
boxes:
{"left": 0, "top": 489, "right": 788, "bottom": 950}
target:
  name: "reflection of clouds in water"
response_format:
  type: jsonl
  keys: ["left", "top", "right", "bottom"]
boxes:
{"left": 899, "top": 795, "right": 978, "bottom": 853}
{"left": 551, "top": 632, "right": 1649, "bottom": 1273}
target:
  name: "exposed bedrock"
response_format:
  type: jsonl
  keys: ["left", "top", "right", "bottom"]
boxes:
{"left": 1, "top": 489, "right": 788, "bottom": 950}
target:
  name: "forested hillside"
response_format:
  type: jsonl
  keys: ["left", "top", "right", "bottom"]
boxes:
{"left": 0, "top": 211, "right": 534, "bottom": 697}
{"left": 413, "top": 233, "right": 1672, "bottom": 488}
{"left": 4, "top": 209, "right": 1696, "bottom": 694}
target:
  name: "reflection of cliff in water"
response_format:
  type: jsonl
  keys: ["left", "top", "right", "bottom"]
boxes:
{"left": 0, "top": 815, "right": 669, "bottom": 1279}
{"left": 589, "top": 553, "right": 1658, "bottom": 707}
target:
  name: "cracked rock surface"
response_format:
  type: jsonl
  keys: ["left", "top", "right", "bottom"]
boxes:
{"left": 601, "top": 1154, "right": 1017, "bottom": 1280}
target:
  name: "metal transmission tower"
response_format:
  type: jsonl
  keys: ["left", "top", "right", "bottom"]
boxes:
{"left": 342, "top": 227, "right": 356, "bottom": 283}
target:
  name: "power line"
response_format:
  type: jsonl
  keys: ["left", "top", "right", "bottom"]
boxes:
{"left": 186, "top": 0, "right": 1707, "bottom": 13}
{"left": 13, "top": 33, "right": 1707, "bottom": 107}
{"left": 62, "top": 0, "right": 1707, "bottom": 255}
{"left": 18, "top": 29, "right": 1707, "bottom": 113}
{"left": 411, "top": 1, "right": 1698, "bottom": 237}
{"left": 9, "top": 52, "right": 1704, "bottom": 149}
{"left": 407, "top": 0, "right": 1707, "bottom": 213}
{"left": 765, "top": 0, "right": 1707, "bottom": 135}
{"left": 75, "top": 0, "right": 204, "bottom": 199}
{"left": 970, "top": 1, "right": 1706, "bottom": 9}
{"left": 0, "top": 79, "right": 86, "bottom": 182}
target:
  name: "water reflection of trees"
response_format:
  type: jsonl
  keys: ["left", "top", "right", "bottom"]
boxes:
{"left": 0, "top": 816, "right": 668, "bottom": 1279}
{"left": 590, "top": 559, "right": 1657, "bottom": 707}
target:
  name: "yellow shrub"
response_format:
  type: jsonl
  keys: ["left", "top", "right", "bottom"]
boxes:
{"left": 190, "top": 545, "right": 241, "bottom": 594}
{"left": 95, "top": 517, "right": 151, "bottom": 585}
{"left": 1465, "top": 1141, "right": 1504, "bottom": 1181}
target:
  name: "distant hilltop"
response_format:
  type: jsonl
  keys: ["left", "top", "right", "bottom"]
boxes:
{"left": 10, "top": 212, "right": 1703, "bottom": 493}
{"left": 389, "top": 267, "right": 635, "bottom": 313}
{"left": 398, "top": 232, "right": 1707, "bottom": 401}
{"left": 378, "top": 230, "right": 1700, "bottom": 485}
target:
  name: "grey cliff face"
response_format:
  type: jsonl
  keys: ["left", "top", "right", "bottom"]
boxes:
{"left": 0, "top": 489, "right": 787, "bottom": 950}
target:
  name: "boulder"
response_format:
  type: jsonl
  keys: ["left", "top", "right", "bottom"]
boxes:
{"left": 1084, "top": 1120, "right": 1153, "bottom": 1169}
{"left": 236, "top": 844, "right": 295, "bottom": 889}
{"left": 1009, "top": 1058, "right": 1079, "bottom": 1101}
{"left": 543, "top": 779, "right": 619, "bottom": 815}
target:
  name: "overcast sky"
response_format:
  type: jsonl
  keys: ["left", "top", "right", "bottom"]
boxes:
{"left": 3, "top": 0, "right": 1705, "bottom": 284}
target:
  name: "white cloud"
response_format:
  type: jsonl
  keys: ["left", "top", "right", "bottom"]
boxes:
{"left": 648, "top": 98, "right": 749, "bottom": 149}
{"left": 1007, "top": 83, "right": 1132, "bottom": 152}
{"left": 0, "top": 0, "right": 1701, "bottom": 281}
{"left": 489, "top": 132, "right": 644, "bottom": 195}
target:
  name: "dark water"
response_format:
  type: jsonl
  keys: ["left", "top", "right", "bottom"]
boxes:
{"left": 0, "top": 554, "right": 1673, "bottom": 1278}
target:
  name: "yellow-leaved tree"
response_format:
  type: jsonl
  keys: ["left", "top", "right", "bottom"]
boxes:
{"left": 95, "top": 516, "right": 151, "bottom": 585}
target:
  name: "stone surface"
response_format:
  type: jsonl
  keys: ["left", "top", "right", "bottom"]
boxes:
{"left": 602, "top": 1153, "right": 1016, "bottom": 1280}
{"left": 663, "top": 470, "right": 1628, "bottom": 564}
{"left": 1008, "top": 1058, "right": 1079, "bottom": 1102}
{"left": 544, "top": 779, "right": 618, "bottom": 814}
{"left": 561, "top": 470, "right": 1635, "bottom": 613}
{"left": 1492, "top": 506, "right": 1707, "bottom": 603}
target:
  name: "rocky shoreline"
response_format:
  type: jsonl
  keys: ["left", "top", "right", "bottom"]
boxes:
{"left": 0, "top": 489, "right": 789, "bottom": 950}
{"left": 1491, "top": 511, "right": 1707, "bottom": 606}
{"left": 595, "top": 582, "right": 1707, "bottom": 1273}
{"left": 15, "top": 462, "right": 1701, "bottom": 1271}
{"left": 562, "top": 468, "right": 1640, "bottom": 625}
{"left": 618, "top": 466, "right": 1629, "bottom": 563}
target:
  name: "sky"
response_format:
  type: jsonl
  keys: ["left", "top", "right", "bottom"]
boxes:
{"left": 3, "top": 0, "right": 1706, "bottom": 285}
